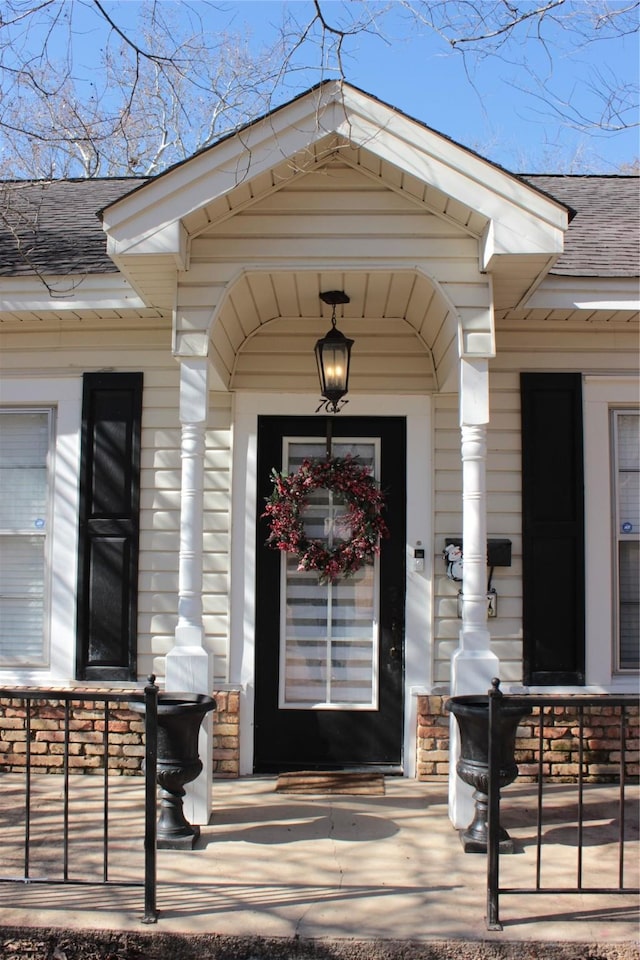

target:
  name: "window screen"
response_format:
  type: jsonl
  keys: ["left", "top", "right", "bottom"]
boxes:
{"left": 613, "top": 410, "right": 639, "bottom": 671}
{"left": 0, "top": 409, "right": 52, "bottom": 665}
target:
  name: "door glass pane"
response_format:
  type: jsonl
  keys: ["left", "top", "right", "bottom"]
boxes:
{"left": 280, "top": 439, "right": 380, "bottom": 709}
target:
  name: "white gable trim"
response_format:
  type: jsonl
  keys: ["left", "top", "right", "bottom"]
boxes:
{"left": 329, "top": 104, "right": 566, "bottom": 257}
{"left": 102, "top": 83, "right": 568, "bottom": 264}
{"left": 103, "top": 90, "right": 341, "bottom": 254}
{"left": 328, "top": 91, "right": 566, "bottom": 229}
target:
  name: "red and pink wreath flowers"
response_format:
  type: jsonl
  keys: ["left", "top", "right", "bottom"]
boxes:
{"left": 263, "top": 455, "right": 388, "bottom": 584}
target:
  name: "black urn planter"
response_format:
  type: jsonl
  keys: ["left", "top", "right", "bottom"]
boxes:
{"left": 448, "top": 686, "right": 531, "bottom": 854}
{"left": 131, "top": 689, "right": 216, "bottom": 850}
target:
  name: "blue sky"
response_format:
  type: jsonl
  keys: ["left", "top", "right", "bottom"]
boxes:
{"left": 8, "top": 0, "right": 639, "bottom": 174}
{"left": 220, "top": 0, "right": 640, "bottom": 172}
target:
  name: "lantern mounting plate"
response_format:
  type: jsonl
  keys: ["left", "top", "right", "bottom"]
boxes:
{"left": 320, "top": 290, "right": 350, "bottom": 307}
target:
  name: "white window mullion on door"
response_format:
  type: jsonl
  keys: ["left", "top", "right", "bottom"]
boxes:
{"left": 325, "top": 580, "right": 333, "bottom": 706}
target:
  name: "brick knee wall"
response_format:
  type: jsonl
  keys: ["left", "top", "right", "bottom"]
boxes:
{"left": 0, "top": 688, "right": 241, "bottom": 779}
{"left": 515, "top": 703, "right": 640, "bottom": 781}
{"left": 416, "top": 695, "right": 451, "bottom": 779}
{"left": 2, "top": 690, "right": 636, "bottom": 782}
{"left": 416, "top": 695, "right": 639, "bottom": 783}
{"left": 211, "top": 690, "right": 240, "bottom": 777}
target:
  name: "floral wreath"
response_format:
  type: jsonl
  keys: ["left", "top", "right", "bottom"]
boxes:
{"left": 263, "top": 455, "right": 388, "bottom": 584}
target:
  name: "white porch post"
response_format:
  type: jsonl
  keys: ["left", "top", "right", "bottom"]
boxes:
{"left": 165, "top": 356, "right": 213, "bottom": 826}
{"left": 448, "top": 357, "right": 499, "bottom": 828}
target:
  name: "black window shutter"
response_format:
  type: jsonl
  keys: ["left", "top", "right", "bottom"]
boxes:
{"left": 76, "top": 373, "right": 143, "bottom": 681}
{"left": 521, "top": 373, "right": 585, "bottom": 685}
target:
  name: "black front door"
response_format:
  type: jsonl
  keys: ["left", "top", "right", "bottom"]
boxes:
{"left": 254, "top": 416, "right": 406, "bottom": 773}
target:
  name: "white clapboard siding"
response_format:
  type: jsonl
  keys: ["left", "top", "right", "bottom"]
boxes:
{"left": 195, "top": 235, "right": 475, "bottom": 263}
{"left": 141, "top": 387, "right": 232, "bottom": 685}
{"left": 232, "top": 314, "right": 436, "bottom": 394}
{"left": 433, "top": 378, "right": 527, "bottom": 686}
{"left": 179, "top": 144, "right": 488, "bottom": 243}
{"left": 0, "top": 319, "right": 172, "bottom": 371}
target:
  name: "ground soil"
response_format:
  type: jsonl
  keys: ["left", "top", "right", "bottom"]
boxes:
{"left": 0, "top": 929, "right": 638, "bottom": 960}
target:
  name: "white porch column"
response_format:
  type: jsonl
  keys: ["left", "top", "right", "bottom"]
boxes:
{"left": 165, "top": 356, "right": 214, "bottom": 826}
{"left": 448, "top": 357, "right": 499, "bottom": 828}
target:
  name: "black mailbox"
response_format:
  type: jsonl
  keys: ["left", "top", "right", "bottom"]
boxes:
{"left": 444, "top": 538, "right": 512, "bottom": 567}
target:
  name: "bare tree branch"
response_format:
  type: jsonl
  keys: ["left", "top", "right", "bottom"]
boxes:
{"left": 0, "top": 0, "right": 636, "bottom": 180}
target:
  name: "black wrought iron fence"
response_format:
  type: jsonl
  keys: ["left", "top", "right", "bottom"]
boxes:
{"left": 487, "top": 687, "right": 639, "bottom": 931}
{"left": 0, "top": 678, "right": 158, "bottom": 924}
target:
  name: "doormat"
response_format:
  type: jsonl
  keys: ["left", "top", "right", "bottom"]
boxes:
{"left": 275, "top": 771, "right": 385, "bottom": 795}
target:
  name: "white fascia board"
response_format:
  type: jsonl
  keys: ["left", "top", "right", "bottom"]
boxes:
{"left": 339, "top": 87, "right": 569, "bottom": 234}
{"left": 102, "top": 86, "right": 340, "bottom": 253}
{"left": 480, "top": 221, "right": 495, "bottom": 273}
{"left": 0, "top": 273, "right": 147, "bottom": 312}
{"left": 526, "top": 275, "right": 640, "bottom": 311}
{"left": 481, "top": 218, "right": 564, "bottom": 269}
{"left": 107, "top": 219, "right": 188, "bottom": 266}
{"left": 335, "top": 110, "right": 567, "bottom": 258}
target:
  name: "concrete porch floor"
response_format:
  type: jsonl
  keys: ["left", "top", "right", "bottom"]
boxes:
{"left": 0, "top": 775, "right": 638, "bottom": 953}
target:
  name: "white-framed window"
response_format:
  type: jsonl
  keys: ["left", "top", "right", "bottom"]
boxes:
{"left": 612, "top": 410, "right": 639, "bottom": 672}
{"left": 0, "top": 409, "right": 53, "bottom": 666}
{"left": 584, "top": 377, "right": 639, "bottom": 689}
{"left": 0, "top": 378, "right": 81, "bottom": 683}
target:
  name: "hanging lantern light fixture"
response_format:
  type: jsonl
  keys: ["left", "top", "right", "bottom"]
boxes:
{"left": 315, "top": 291, "right": 353, "bottom": 414}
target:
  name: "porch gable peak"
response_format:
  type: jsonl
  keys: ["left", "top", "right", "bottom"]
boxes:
{"left": 102, "top": 82, "right": 569, "bottom": 269}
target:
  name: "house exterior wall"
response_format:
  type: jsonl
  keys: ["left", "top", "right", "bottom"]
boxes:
{"left": 432, "top": 318, "right": 639, "bottom": 693}
{"left": 0, "top": 689, "right": 241, "bottom": 777}
{"left": 433, "top": 386, "right": 523, "bottom": 688}
{"left": 1, "top": 312, "right": 637, "bottom": 744}
{"left": 1, "top": 307, "right": 637, "bottom": 767}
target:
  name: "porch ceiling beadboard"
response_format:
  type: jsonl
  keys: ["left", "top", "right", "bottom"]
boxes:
{"left": 207, "top": 265, "right": 454, "bottom": 396}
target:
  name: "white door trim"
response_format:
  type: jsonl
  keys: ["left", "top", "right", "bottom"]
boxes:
{"left": 230, "top": 392, "right": 433, "bottom": 776}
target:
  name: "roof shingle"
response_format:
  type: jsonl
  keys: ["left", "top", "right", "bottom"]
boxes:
{"left": 0, "top": 178, "right": 146, "bottom": 277}
{"left": 525, "top": 175, "right": 640, "bottom": 278}
{"left": 1, "top": 174, "right": 638, "bottom": 280}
